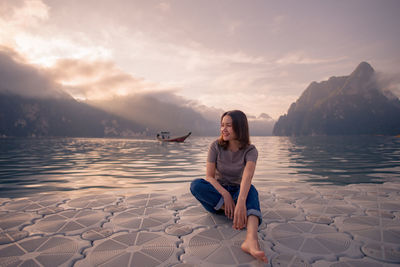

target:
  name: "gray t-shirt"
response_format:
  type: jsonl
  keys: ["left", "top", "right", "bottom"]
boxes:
{"left": 207, "top": 140, "right": 258, "bottom": 186}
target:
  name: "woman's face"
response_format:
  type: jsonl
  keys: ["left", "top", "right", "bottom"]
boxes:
{"left": 221, "top": 115, "right": 236, "bottom": 141}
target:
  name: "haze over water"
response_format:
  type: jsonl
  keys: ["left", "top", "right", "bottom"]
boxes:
{"left": 1, "top": 136, "right": 400, "bottom": 198}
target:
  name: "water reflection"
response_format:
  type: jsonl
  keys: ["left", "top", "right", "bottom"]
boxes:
{"left": 282, "top": 136, "right": 400, "bottom": 185}
{"left": 0, "top": 138, "right": 209, "bottom": 197}
{"left": 0, "top": 136, "right": 399, "bottom": 198}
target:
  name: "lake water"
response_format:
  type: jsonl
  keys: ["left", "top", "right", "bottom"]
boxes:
{"left": 1, "top": 136, "right": 400, "bottom": 198}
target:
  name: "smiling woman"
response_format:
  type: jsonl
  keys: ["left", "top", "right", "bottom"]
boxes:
{"left": 190, "top": 110, "right": 268, "bottom": 263}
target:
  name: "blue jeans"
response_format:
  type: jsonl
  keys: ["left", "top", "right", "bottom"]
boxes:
{"left": 190, "top": 178, "right": 262, "bottom": 225}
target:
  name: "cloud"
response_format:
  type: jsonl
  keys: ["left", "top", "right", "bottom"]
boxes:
{"left": 0, "top": 0, "right": 112, "bottom": 67}
{"left": 0, "top": 0, "right": 276, "bottom": 118}
{"left": 156, "top": 1, "right": 171, "bottom": 12}
{"left": 0, "top": 46, "right": 173, "bottom": 102}
{"left": 0, "top": 0, "right": 49, "bottom": 26}
{"left": 48, "top": 58, "right": 157, "bottom": 100}
{"left": 0, "top": 46, "right": 69, "bottom": 98}
{"left": 0, "top": 0, "right": 49, "bottom": 47}
{"left": 276, "top": 51, "right": 346, "bottom": 65}
{"left": 375, "top": 71, "right": 400, "bottom": 98}
{"left": 14, "top": 33, "right": 112, "bottom": 67}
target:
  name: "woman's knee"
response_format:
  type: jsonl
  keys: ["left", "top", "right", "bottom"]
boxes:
{"left": 190, "top": 178, "right": 207, "bottom": 195}
{"left": 247, "top": 185, "right": 261, "bottom": 209}
{"left": 249, "top": 185, "right": 259, "bottom": 197}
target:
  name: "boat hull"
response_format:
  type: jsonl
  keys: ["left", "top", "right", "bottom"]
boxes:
{"left": 156, "top": 132, "right": 191, "bottom": 142}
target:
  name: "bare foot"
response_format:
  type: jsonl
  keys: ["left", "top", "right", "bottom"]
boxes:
{"left": 241, "top": 239, "right": 268, "bottom": 263}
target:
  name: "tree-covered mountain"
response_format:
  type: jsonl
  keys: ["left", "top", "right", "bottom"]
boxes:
{"left": 273, "top": 62, "right": 400, "bottom": 136}
{"left": 0, "top": 93, "right": 148, "bottom": 138}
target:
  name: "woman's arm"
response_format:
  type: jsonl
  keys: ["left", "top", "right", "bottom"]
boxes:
{"left": 205, "top": 162, "right": 235, "bottom": 219}
{"left": 233, "top": 161, "right": 256, "bottom": 229}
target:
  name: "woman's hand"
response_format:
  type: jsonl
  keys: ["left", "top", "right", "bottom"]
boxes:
{"left": 233, "top": 201, "right": 247, "bottom": 230}
{"left": 222, "top": 193, "right": 235, "bottom": 220}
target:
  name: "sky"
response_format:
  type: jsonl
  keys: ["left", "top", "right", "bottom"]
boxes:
{"left": 1, "top": 0, "right": 400, "bottom": 120}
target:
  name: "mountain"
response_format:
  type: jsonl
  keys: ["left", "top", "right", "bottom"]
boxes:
{"left": 273, "top": 62, "right": 400, "bottom": 136}
{"left": 0, "top": 48, "right": 274, "bottom": 137}
{"left": 248, "top": 113, "right": 275, "bottom": 136}
{"left": 0, "top": 93, "right": 147, "bottom": 138}
{"left": 87, "top": 94, "right": 219, "bottom": 136}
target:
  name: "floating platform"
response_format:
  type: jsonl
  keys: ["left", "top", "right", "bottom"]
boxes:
{"left": 0, "top": 181, "right": 400, "bottom": 266}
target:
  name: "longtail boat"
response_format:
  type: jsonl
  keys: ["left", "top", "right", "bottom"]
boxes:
{"left": 156, "top": 132, "right": 191, "bottom": 142}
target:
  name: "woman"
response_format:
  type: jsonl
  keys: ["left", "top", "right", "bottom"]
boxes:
{"left": 190, "top": 110, "right": 267, "bottom": 263}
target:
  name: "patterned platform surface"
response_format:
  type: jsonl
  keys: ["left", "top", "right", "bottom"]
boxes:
{"left": 1, "top": 181, "right": 400, "bottom": 266}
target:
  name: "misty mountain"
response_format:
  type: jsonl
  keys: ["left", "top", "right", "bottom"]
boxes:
{"left": 0, "top": 92, "right": 148, "bottom": 138}
{"left": 89, "top": 95, "right": 275, "bottom": 136}
{"left": 0, "top": 49, "right": 147, "bottom": 138}
{"left": 273, "top": 62, "right": 400, "bottom": 136}
{"left": 247, "top": 113, "right": 275, "bottom": 136}
{"left": 88, "top": 94, "right": 219, "bottom": 136}
{"left": 1, "top": 48, "right": 274, "bottom": 137}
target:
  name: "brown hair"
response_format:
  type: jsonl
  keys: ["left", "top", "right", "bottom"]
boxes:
{"left": 218, "top": 110, "right": 250, "bottom": 150}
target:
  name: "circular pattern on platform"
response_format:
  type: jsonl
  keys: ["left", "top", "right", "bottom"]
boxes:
{"left": 366, "top": 209, "right": 395, "bottom": 219}
{"left": 0, "top": 212, "right": 39, "bottom": 231}
{"left": 175, "top": 193, "right": 200, "bottom": 206}
{"left": 166, "top": 201, "right": 194, "bottom": 211}
{"left": 348, "top": 183, "right": 400, "bottom": 197}
{"left": 362, "top": 243, "right": 400, "bottom": 263}
{"left": 298, "top": 198, "right": 357, "bottom": 217}
{"left": 0, "top": 230, "right": 29, "bottom": 244}
{"left": 178, "top": 205, "right": 232, "bottom": 227}
{"left": 260, "top": 200, "right": 292, "bottom": 209}
{"left": 335, "top": 216, "right": 400, "bottom": 244}
{"left": 105, "top": 207, "right": 175, "bottom": 231}
{"left": 179, "top": 211, "right": 231, "bottom": 227}
{"left": 313, "top": 257, "right": 400, "bottom": 267}
{"left": 37, "top": 206, "right": 64, "bottom": 215}
{"left": 64, "top": 194, "right": 118, "bottom": 209}
{"left": 180, "top": 205, "right": 208, "bottom": 216}
{"left": 124, "top": 193, "right": 173, "bottom": 208}
{"left": 75, "top": 231, "right": 180, "bottom": 267}
{"left": 0, "top": 235, "right": 88, "bottom": 267}
{"left": 273, "top": 187, "right": 317, "bottom": 201}
{"left": 181, "top": 226, "right": 266, "bottom": 266}
{"left": 261, "top": 203, "right": 303, "bottom": 223}
{"left": 165, "top": 223, "right": 193, "bottom": 236}
{"left": 268, "top": 221, "right": 360, "bottom": 262}
{"left": 24, "top": 209, "right": 108, "bottom": 235}
{"left": 306, "top": 215, "right": 333, "bottom": 224}
{"left": 379, "top": 202, "right": 400, "bottom": 212}
{"left": 81, "top": 227, "right": 113, "bottom": 241}
{"left": 346, "top": 195, "right": 400, "bottom": 212}
{"left": 347, "top": 194, "right": 377, "bottom": 203}
{"left": 271, "top": 254, "right": 311, "bottom": 267}
{"left": 316, "top": 187, "right": 360, "bottom": 199}
{"left": 0, "top": 182, "right": 398, "bottom": 266}
{"left": 302, "top": 204, "right": 357, "bottom": 217}
{"left": 104, "top": 204, "right": 127, "bottom": 213}
{"left": 2, "top": 194, "right": 65, "bottom": 212}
